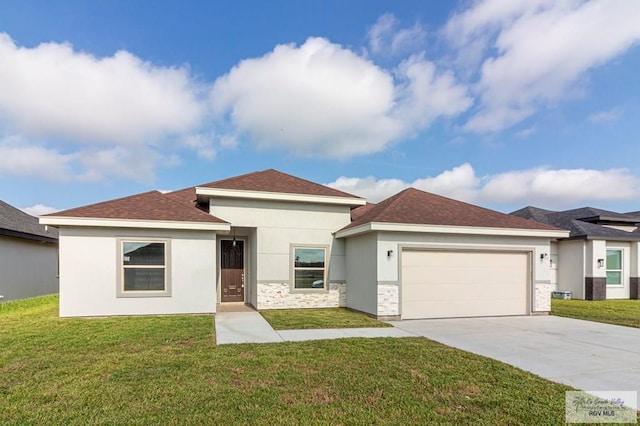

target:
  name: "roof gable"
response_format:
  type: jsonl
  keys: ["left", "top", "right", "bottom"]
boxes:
{"left": 45, "top": 191, "right": 227, "bottom": 224}
{"left": 198, "top": 169, "right": 361, "bottom": 199}
{"left": 344, "top": 188, "right": 559, "bottom": 231}
{"left": 0, "top": 200, "right": 58, "bottom": 242}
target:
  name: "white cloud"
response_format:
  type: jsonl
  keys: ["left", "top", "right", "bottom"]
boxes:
{"left": 327, "top": 175, "right": 408, "bottom": 202}
{"left": 219, "top": 134, "right": 238, "bottom": 149}
{"left": 0, "top": 138, "right": 75, "bottom": 180}
{"left": 0, "top": 33, "right": 209, "bottom": 182}
{"left": 481, "top": 167, "right": 640, "bottom": 206}
{"left": 180, "top": 133, "right": 216, "bottom": 160}
{"left": 212, "top": 37, "right": 470, "bottom": 158}
{"left": 75, "top": 146, "right": 160, "bottom": 183}
{"left": 22, "top": 204, "right": 60, "bottom": 216}
{"left": 212, "top": 37, "right": 401, "bottom": 157}
{"left": 444, "top": 0, "right": 640, "bottom": 132}
{"left": 515, "top": 126, "right": 536, "bottom": 138}
{"left": 0, "top": 33, "right": 206, "bottom": 144}
{"left": 412, "top": 163, "right": 480, "bottom": 202}
{"left": 0, "top": 136, "right": 166, "bottom": 182}
{"left": 368, "top": 13, "right": 427, "bottom": 56}
{"left": 393, "top": 54, "right": 473, "bottom": 131}
{"left": 444, "top": 0, "right": 554, "bottom": 48}
{"left": 328, "top": 163, "right": 479, "bottom": 203}
{"left": 327, "top": 163, "right": 640, "bottom": 209}
{"left": 588, "top": 108, "right": 620, "bottom": 123}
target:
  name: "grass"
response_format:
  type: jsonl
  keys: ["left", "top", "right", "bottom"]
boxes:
{"left": 260, "top": 307, "right": 391, "bottom": 330}
{"left": 0, "top": 296, "right": 584, "bottom": 425}
{"left": 552, "top": 298, "right": 640, "bottom": 328}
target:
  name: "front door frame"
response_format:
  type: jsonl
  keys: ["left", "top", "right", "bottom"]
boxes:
{"left": 219, "top": 237, "right": 247, "bottom": 303}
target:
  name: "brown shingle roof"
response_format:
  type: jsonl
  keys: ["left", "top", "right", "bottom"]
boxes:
{"left": 351, "top": 203, "right": 376, "bottom": 221}
{"left": 46, "top": 191, "right": 227, "bottom": 223}
{"left": 343, "top": 188, "right": 561, "bottom": 231}
{"left": 199, "top": 169, "right": 362, "bottom": 199}
{"left": 164, "top": 186, "right": 210, "bottom": 212}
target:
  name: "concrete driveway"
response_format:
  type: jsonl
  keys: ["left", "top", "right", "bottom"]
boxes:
{"left": 389, "top": 315, "right": 640, "bottom": 394}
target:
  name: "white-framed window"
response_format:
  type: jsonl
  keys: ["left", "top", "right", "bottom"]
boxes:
{"left": 292, "top": 246, "right": 327, "bottom": 290}
{"left": 606, "top": 249, "right": 623, "bottom": 286}
{"left": 117, "top": 239, "right": 171, "bottom": 297}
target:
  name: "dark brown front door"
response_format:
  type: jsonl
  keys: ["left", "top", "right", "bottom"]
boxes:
{"left": 221, "top": 240, "right": 244, "bottom": 302}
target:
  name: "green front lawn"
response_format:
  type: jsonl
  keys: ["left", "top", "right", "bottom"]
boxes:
{"left": 1, "top": 295, "right": 577, "bottom": 424}
{"left": 552, "top": 298, "right": 640, "bottom": 328}
{"left": 260, "top": 307, "right": 391, "bottom": 330}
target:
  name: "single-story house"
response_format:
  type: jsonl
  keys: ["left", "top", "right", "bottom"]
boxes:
{"left": 511, "top": 206, "right": 640, "bottom": 300}
{"left": 41, "top": 169, "right": 568, "bottom": 319}
{"left": 1, "top": 200, "right": 59, "bottom": 301}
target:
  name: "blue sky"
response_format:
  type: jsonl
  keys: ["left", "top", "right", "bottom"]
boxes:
{"left": 1, "top": 0, "right": 640, "bottom": 215}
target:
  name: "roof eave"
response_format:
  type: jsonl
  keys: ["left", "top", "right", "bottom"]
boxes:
{"left": 40, "top": 216, "right": 231, "bottom": 231}
{"left": 335, "top": 222, "right": 570, "bottom": 239}
{"left": 578, "top": 215, "right": 639, "bottom": 224}
{"left": 0, "top": 228, "right": 58, "bottom": 243}
{"left": 196, "top": 187, "right": 366, "bottom": 207}
{"left": 582, "top": 234, "right": 640, "bottom": 242}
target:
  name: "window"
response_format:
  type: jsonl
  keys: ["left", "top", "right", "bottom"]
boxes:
{"left": 118, "top": 240, "right": 170, "bottom": 296}
{"left": 606, "top": 249, "right": 622, "bottom": 286}
{"left": 293, "top": 247, "right": 326, "bottom": 290}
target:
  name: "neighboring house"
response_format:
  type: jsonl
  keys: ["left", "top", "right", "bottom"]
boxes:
{"left": 511, "top": 206, "right": 640, "bottom": 300}
{"left": 41, "top": 169, "right": 568, "bottom": 319}
{"left": 0, "top": 200, "right": 59, "bottom": 301}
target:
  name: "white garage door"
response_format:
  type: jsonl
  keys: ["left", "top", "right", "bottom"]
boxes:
{"left": 401, "top": 250, "right": 529, "bottom": 319}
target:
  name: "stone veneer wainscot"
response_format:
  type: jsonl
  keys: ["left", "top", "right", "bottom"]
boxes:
{"left": 256, "top": 282, "right": 346, "bottom": 310}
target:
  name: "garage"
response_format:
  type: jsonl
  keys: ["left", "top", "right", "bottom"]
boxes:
{"left": 401, "top": 249, "right": 530, "bottom": 319}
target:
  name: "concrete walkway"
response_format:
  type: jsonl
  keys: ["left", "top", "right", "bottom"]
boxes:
{"left": 215, "top": 311, "right": 283, "bottom": 344}
{"left": 214, "top": 311, "right": 414, "bottom": 345}
{"left": 389, "top": 315, "right": 640, "bottom": 395}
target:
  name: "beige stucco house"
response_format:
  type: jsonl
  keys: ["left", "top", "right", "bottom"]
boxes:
{"left": 41, "top": 169, "right": 568, "bottom": 319}
{"left": 1, "top": 200, "right": 59, "bottom": 301}
{"left": 512, "top": 206, "right": 640, "bottom": 300}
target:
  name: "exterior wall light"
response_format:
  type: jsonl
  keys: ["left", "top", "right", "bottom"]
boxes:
{"left": 597, "top": 258, "right": 605, "bottom": 268}
{"left": 387, "top": 250, "right": 394, "bottom": 258}
{"left": 540, "top": 253, "right": 548, "bottom": 260}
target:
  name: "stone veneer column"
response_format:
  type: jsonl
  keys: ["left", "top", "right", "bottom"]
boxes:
{"left": 630, "top": 277, "right": 640, "bottom": 299}
{"left": 584, "top": 277, "right": 606, "bottom": 300}
{"left": 533, "top": 282, "right": 552, "bottom": 312}
{"left": 376, "top": 283, "right": 400, "bottom": 319}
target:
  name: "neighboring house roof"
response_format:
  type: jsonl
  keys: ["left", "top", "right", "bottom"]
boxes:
{"left": 342, "top": 188, "right": 561, "bottom": 231}
{"left": 198, "top": 169, "right": 361, "bottom": 199}
{"left": 0, "top": 200, "right": 58, "bottom": 243}
{"left": 553, "top": 207, "right": 639, "bottom": 224}
{"left": 44, "top": 191, "right": 227, "bottom": 225}
{"left": 511, "top": 206, "right": 640, "bottom": 241}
